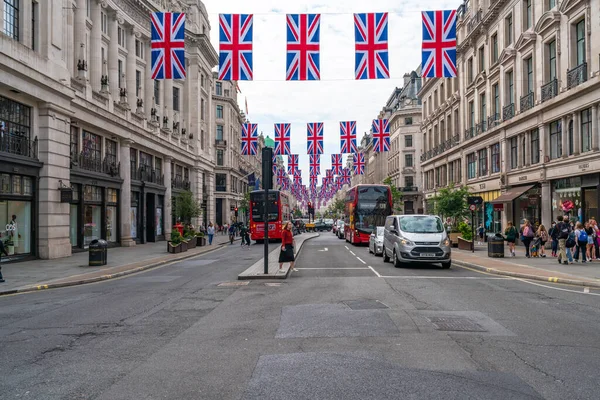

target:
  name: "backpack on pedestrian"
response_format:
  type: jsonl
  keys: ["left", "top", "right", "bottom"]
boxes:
{"left": 558, "top": 222, "right": 570, "bottom": 239}
{"left": 578, "top": 229, "right": 588, "bottom": 244}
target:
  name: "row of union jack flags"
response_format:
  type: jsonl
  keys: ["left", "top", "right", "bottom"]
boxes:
{"left": 148, "top": 11, "right": 457, "bottom": 80}
{"left": 240, "top": 120, "right": 390, "bottom": 157}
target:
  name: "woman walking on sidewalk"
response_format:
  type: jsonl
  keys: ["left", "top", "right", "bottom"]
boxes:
{"left": 521, "top": 220, "right": 534, "bottom": 258}
{"left": 573, "top": 222, "right": 588, "bottom": 263}
{"left": 278, "top": 221, "right": 297, "bottom": 273}
{"left": 207, "top": 223, "right": 215, "bottom": 245}
{"left": 548, "top": 222, "right": 559, "bottom": 257}
{"left": 536, "top": 224, "right": 548, "bottom": 258}
{"left": 504, "top": 221, "right": 518, "bottom": 257}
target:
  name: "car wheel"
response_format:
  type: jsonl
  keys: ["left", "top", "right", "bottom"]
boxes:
{"left": 441, "top": 261, "right": 451, "bottom": 269}
{"left": 383, "top": 247, "right": 390, "bottom": 262}
{"left": 393, "top": 250, "right": 403, "bottom": 268}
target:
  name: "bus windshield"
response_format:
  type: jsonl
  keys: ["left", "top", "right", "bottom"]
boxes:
{"left": 251, "top": 192, "right": 279, "bottom": 222}
{"left": 354, "top": 186, "right": 390, "bottom": 231}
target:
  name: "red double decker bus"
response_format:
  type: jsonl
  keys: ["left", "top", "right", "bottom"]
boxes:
{"left": 249, "top": 190, "right": 290, "bottom": 242}
{"left": 344, "top": 184, "right": 393, "bottom": 245}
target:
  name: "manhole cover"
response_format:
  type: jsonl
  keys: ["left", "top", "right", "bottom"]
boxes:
{"left": 427, "top": 317, "right": 487, "bottom": 332}
{"left": 217, "top": 281, "right": 250, "bottom": 287}
{"left": 343, "top": 300, "right": 389, "bottom": 310}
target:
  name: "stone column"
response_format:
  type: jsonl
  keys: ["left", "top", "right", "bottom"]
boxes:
{"left": 207, "top": 172, "right": 215, "bottom": 226}
{"left": 538, "top": 124, "right": 546, "bottom": 164}
{"left": 74, "top": 0, "right": 87, "bottom": 80}
{"left": 119, "top": 139, "right": 136, "bottom": 246}
{"left": 561, "top": 116, "right": 568, "bottom": 158}
{"left": 126, "top": 27, "right": 137, "bottom": 110}
{"left": 518, "top": 134, "right": 524, "bottom": 169}
{"left": 108, "top": 12, "right": 119, "bottom": 96}
{"left": 502, "top": 138, "right": 509, "bottom": 173}
{"left": 145, "top": 38, "right": 154, "bottom": 121}
{"left": 524, "top": 131, "right": 531, "bottom": 166}
{"left": 572, "top": 111, "right": 581, "bottom": 156}
{"left": 192, "top": 167, "right": 203, "bottom": 227}
{"left": 541, "top": 182, "right": 552, "bottom": 228}
{"left": 164, "top": 157, "right": 173, "bottom": 236}
{"left": 90, "top": 0, "right": 102, "bottom": 92}
{"left": 592, "top": 104, "right": 599, "bottom": 151}
{"left": 37, "top": 104, "right": 72, "bottom": 259}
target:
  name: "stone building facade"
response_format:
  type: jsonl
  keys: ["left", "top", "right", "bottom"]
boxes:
{"left": 0, "top": 0, "right": 250, "bottom": 261}
{"left": 419, "top": 0, "right": 600, "bottom": 232}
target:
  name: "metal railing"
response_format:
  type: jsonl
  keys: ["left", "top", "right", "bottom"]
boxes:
{"left": 467, "top": 9, "right": 483, "bottom": 34}
{"left": 465, "top": 127, "right": 475, "bottom": 140}
{"left": 487, "top": 113, "right": 501, "bottom": 129}
{"left": 400, "top": 186, "right": 418, "bottom": 192}
{"left": 215, "top": 139, "right": 227, "bottom": 146}
{"left": 475, "top": 120, "right": 487, "bottom": 135}
{"left": 0, "top": 134, "right": 38, "bottom": 159}
{"left": 172, "top": 177, "right": 191, "bottom": 190}
{"left": 73, "top": 152, "right": 120, "bottom": 176}
{"left": 541, "top": 79, "right": 558, "bottom": 102}
{"left": 520, "top": 91, "right": 534, "bottom": 112}
{"left": 502, "top": 103, "right": 515, "bottom": 121}
{"left": 132, "top": 166, "right": 164, "bottom": 185}
{"left": 215, "top": 185, "right": 227, "bottom": 192}
{"left": 566, "top": 62, "right": 587, "bottom": 89}
{"left": 421, "top": 135, "right": 461, "bottom": 162}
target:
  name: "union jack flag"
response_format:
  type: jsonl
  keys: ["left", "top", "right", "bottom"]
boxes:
{"left": 326, "top": 169, "right": 334, "bottom": 181}
{"left": 277, "top": 168, "right": 287, "bottom": 185}
{"left": 272, "top": 155, "right": 278, "bottom": 175}
{"left": 286, "top": 14, "right": 321, "bottom": 81}
{"left": 307, "top": 122, "right": 324, "bottom": 155}
{"left": 150, "top": 12, "right": 186, "bottom": 80}
{"left": 218, "top": 14, "right": 253, "bottom": 81}
{"left": 340, "top": 168, "right": 351, "bottom": 184}
{"left": 281, "top": 178, "right": 290, "bottom": 191}
{"left": 288, "top": 154, "right": 299, "bottom": 175}
{"left": 340, "top": 121, "right": 357, "bottom": 154}
{"left": 241, "top": 123, "right": 258, "bottom": 155}
{"left": 274, "top": 123, "right": 291, "bottom": 155}
{"left": 353, "top": 153, "right": 365, "bottom": 175}
{"left": 372, "top": 119, "right": 390, "bottom": 152}
{"left": 422, "top": 10, "right": 457, "bottom": 78}
{"left": 331, "top": 154, "right": 343, "bottom": 175}
{"left": 309, "top": 154, "right": 320, "bottom": 177}
{"left": 354, "top": 13, "right": 389, "bottom": 80}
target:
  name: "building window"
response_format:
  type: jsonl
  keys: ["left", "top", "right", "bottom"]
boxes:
{"left": 118, "top": 59, "right": 123, "bottom": 88}
{"left": 224, "top": 89, "right": 230, "bottom": 97}
{"left": 153, "top": 80, "right": 160, "bottom": 105}
{"left": 506, "top": 70, "right": 514, "bottom": 104}
{"left": 0, "top": 95, "right": 32, "bottom": 143}
{"left": 216, "top": 173, "right": 226, "bottom": 192}
{"left": 135, "top": 39, "right": 144, "bottom": 59}
{"left": 118, "top": 26, "right": 127, "bottom": 48}
{"left": 216, "top": 149, "right": 224, "bottom": 166}
{"left": 173, "top": 87, "right": 180, "bottom": 111}
{"left": 404, "top": 154, "right": 413, "bottom": 167}
{"left": 216, "top": 105, "right": 224, "bottom": 119}
{"left": 3, "top": 0, "right": 19, "bottom": 40}
{"left": 200, "top": 98, "right": 205, "bottom": 120}
{"left": 101, "top": 11, "right": 107, "bottom": 34}
{"left": 200, "top": 129, "right": 205, "bottom": 150}
{"left": 467, "top": 57, "right": 473, "bottom": 83}
{"left": 491, "top": 143, "right": 501, "bottom": 173}
{"left": 405, "top": 176, "right": 414, "bottom": 188}
{"left": 549, "top": 120, "right": 562, "bottom": 160}
{"left": 135, "top": 70, "right": 141, "bottom": 97}
{"left": 140, "top": 151, "right": 152, "bottom": 169}
{"left": 216, "top": 82, "right": 222, "bottom": 95}
{"left": 86, "top": 0, "right": 91, "bottom": 17}
{"left": 105, "top": 139, "right": 117, "bottom": 166}
{"left": 492, "top": 83, "right": 499, "bottom": 118}
{"left": 575, "top": 19, "right": 586, "bottom": 66}
{"left": 130, "top": 148, "right": 137, "bottom": 174}
{"left": 548, "top": 0, "right": 556, "bottom": 10}
{"left": 491, "top": 33, "right": 498, "bottom": 63}
{"left": 530, "top": 129, "right": 540, "bottom": 164}
{"left": 405, "top": 135, "right": 413, "bottom": 148}
{"left": 480, "top": 93, "right": 486, "bottom": 124}
{"left": 155, "top": 158, "right": 162, "bottom": 177}
{"left": 31, "top": 1, "right": 37, "bottom": 50}
{"left": 216, "top": 125, "right": 224, "bottom": 141}
{"left": 505, "top": 14, "right": 513, "bottom": 46}
{"left": 524, "top": 0, "right": 532, "bottom": 30}
{"left": 547, "top": 39, "right": 557, "bottom": 81}
{"left": 478, "top": 46, "right": 485, "bottom": 72}
{"left": 467, "top": 153, "right": 476, "bottom": 179}
{"left": 478, "top": 148, "right": 488, "bottom": 176}
{"left": 510, "top": 137, "right": 518, "bottom": 169}
{"left": 581, "top": 108, "right": 592, "bottom": 153}
{"left": 525, "top": 57, "right": 533, "bottom": 94}
{"left": 469, "top": 101, "right": 475, "bottom": 129}
{"left": 82, "top": 131, "right": 102, "bottom": 160}
{"left": 568, "top": 120, "right": 574, "bottom": 156}
{"left": 70, "top": 126, "right": 79, "bottom": 160}
{"left": 405, "top": 117, "right": 413, "bottom": 125}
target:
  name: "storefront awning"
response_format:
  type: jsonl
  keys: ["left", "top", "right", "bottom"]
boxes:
{"left": 489, "top": 184, "right": 536, "bottom": 204}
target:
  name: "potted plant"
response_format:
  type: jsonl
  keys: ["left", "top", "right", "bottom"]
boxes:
{"left": 167, "top": 230, "right": 183, "bottom": 254}
{"left": 457, "top": 221, "right": 474, "bottom": 251}
{"left": 183, "top": 226, "right": 196, "bottom": 249}
{"left": 432, "top": 184, "right": 471, "bottom": 247}
{"left": 196, "top": 231, "right": 206, "bottom": 247}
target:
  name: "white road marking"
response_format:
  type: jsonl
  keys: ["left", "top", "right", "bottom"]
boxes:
{"left": 367, "top": 266, "right": 381, "bottom": 278}
{"left": 584, "top": 287, "right": 590, "bottom": 293}
{"left": 344, "top": 246, "right": 349, "bottom": 250}
{"left": 349, "top": 251, "right": 356, "bottom": 256}
{"left": 378, "top": 276, "right": 511, "bottom": 280}
{"left": 318, "top": 247, "right": 329, "bottom": 252}
{"left": 511, "top": 278, "right": 600, "bottom": 296}
{"left": 297, "top": 268, "right": 370, "bottom": 270}
{"left": 356, "top": 257, "right": 367, "bottom": 265}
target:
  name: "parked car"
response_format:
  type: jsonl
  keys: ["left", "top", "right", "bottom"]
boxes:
{"left": 314, "top": 219, "right": 330, "bottom": 232}
{"left": 337, "top": 221, "right": 345, "bottom": 239}
{"left": 368, "top": 226, "right": 385, "bottom": 256}
{"left": 382, "top": 215, "right": 451, "bottom": 269}
{"left": 333, "top": 220, "right": 343, "bottom": 234}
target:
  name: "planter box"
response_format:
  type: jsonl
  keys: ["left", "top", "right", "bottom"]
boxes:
{"left": 186, "top": 239, "right": 197, "bottom": 249}
{"left": 457, "top": 237, "right": 474, "bottom": 251}
{"left": 181, "top": 241, "right": 188, "bottom": 252}
{"left": 196, "top": 236, "right": 206, "bottom": 247}
{"left": 448, "top": 232, "right": 460, "bottom": 248}
{"left": 167, "top": 242, "right": 183, "bottom": 254}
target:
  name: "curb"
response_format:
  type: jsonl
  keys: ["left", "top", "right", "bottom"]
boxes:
{"left": 0, "top": 240, "right": 236, "bottom": 297}
{"left": 453, "top": 259, "right": 600, "bottom": 289}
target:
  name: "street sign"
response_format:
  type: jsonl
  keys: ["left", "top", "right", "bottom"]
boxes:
{"left": 467, "top": 196, "right": 484, "bottom": 206}
{"left": 469, "top": 204, "right": 476, "bottom": 211}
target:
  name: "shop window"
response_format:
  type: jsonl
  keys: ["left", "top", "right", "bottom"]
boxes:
{"left": 1, "top": 200, "right": 32, "bottom": 255}
{"left": 552, "top": 178, "right": 582, "bottom": 222}
{"left": 549, "top": 120, "right": 562, "bottom": 159}
{"left": 106, "top": 188, "right": 118, "bottom": 243}
{"left": 491, "top": 143, "right": 501, "bottom": 173}
{"left": 83, "top": 185, "right": 102, "bottom": 202}
{"left": 467, "top": 153, "right": 476, "bottom": 179}
{"left": 478, "top": 148, "right": 488, "bottom": 177}
{"left": 581, "top": 108, "right": 592, "bottom": 153}
{"left": 530, "top": 129, "right": 540, "bottom": 164}
{"left": 510, "top": 137, "right": 518, "bottom": 169}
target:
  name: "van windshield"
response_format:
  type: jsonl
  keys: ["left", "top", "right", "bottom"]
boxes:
{"left": 399, "top": 216, "right": 444, "bottom": 233}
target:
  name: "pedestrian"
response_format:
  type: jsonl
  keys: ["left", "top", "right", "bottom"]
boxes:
{"left": 548, "top": 222, "right": 559, "bottom": 257}
{"left": 278, "top": 221, "right": 297, "bottom": 273}
{"left": 504, "top": 221, "right": 518, "bottom": 257}
{"left": 536, "top": 224, "right": 548, "bottom": 258}
{"left": 0, "top": 237, "right": 8, "bottom": 282}
{"left": 477, "top": 223, "right": 485, "bottom": 245}
{"left": 521, "top": 219, "right": 534, "bottom": 258}
{"left": 584, "top": 222, "right": 595, "bottom": 261}
{"left": 556, "top": 216, "right": 570, "bottom": 265}
{"left": 573, "top": 222, "right": 588, "bottom": 263}
{"left": 228, "top": 223, "right": 235, "bottom": 244}
{"left": 207, "top": 222, "right": 215, "bottom": 245}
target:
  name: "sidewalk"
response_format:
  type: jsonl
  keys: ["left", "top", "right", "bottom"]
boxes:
{"left": 0, "top": 235, "right": 236, "bottom": 296}
{"left": 452, "top": 243, "right": 600, "bottom": 288}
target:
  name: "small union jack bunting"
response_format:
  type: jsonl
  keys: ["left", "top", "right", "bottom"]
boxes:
{"left": 241, "top": 123, "right": 258, "bottom": 155}
{"left": 272, "top": 155, "right": 278, "bottom": 174}
{"left": 340, "top": 121, "right": 357, "bottom": 154}
{"left": 331, "top": 154, "right": 343, "bottom": 175}
{"left": 288, "top": 154, "right": 299, "bottom": 175}
{"left": 150, "top": 12, "right": 186, "bottom": 79}
{"left": 372, "top": 119, "right": 390, "bottom": 152}
{"left": 309, "top": 154, "right": 320, "bottom": 177}
{"left": 340, "top": 168, "right": 352, "bottom": 184}
{"left": 422, "top": 10, "right": 457, "bottom": 78}
{"left": 353, "top": 153, "right": 365, "bottom": 175}
{"left": 354, "top": 13, "right": 390, "bottom": 80}
{"left": 286, "top": 14, "right": 321, "bottom": 81}
{"left": 218, "top": 14, "right": 253, "bottom": 81}
{"left": 307, "top": 122, "right": 324, "bottom": 155}
{"left": 274, "top": 123, "right": 291, "bottom": 155}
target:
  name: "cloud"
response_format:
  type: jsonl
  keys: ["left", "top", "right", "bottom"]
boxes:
{"left": 203, "top": 0, "right": 456, "bottom": 185}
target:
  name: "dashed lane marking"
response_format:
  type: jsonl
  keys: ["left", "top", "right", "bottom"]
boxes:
{"left": 349, "top": 251, "right": 356, "bottom": 256}
{"left": 345, "top": 246, "right": 349, "bottom": 250}
{"left": 356, "top": 257, "right": 367, "bottom": 265}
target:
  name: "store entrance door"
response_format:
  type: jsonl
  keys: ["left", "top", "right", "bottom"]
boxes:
{"left": 146, "top": 193, "right": 156, "bottom": 242}
{"left": 584, "top": 188, "right": 598, "bottom": 221}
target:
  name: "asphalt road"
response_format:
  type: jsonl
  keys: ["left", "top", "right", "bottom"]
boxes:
{"left": 1, "top": 233, "right": 599, "bottom": 399}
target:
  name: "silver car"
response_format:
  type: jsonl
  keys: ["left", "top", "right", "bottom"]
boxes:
{"left": 338, "top": 221, "right": 345, "bottom": 239}
{"left": 368, "top": 227, "right": 384, "bottom": 256}
{"left": 382, "top": 215, "right": 451, "bottom": 269}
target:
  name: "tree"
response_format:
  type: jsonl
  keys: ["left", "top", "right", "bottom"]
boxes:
{"left": 293, "top": 208, "right": 302, "bottom": 218}
{"left": 240, "top": 190, "right": 250, "bottom": 212}
{"left": 383, "top": 177, "right": 403, "bottom": 213}
{"left": 431, "top": 184, "right": 471, "bottom": 231}
{"left": 173, "top": 190, "right": 202, "bottom": 224}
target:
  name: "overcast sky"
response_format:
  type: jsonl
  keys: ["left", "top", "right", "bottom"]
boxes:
{"left": 203, "top": 0, "right": 458, "bottom": 184}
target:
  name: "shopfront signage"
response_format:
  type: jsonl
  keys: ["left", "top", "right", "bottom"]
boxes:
{"left": 493, "top": 203, "right": 504, "bottom": 211}
{"left": 60, "top": 188, "right": 73, "bottom": 203}
{"left": 519, "top": 175, "right": 528, "bottom": 181}
{"left": 578, "top": 163, "right": 590, "bottom": 170}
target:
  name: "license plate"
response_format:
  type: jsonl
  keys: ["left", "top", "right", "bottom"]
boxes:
{"left": 420, "top": 253, "right": 436, "bottom": 257}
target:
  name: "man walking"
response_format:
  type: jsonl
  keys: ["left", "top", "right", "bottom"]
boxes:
{"left": 556, "top": 216, "right": 570, "bottom": 265}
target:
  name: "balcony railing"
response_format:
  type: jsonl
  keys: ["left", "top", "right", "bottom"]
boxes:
{"left": 465, "top": 127, "right": 475, "bottom": 140}
{"left": 502, "top": 103, "right": 515, "bottom": 121}
{"left": 0, "top": 134, "right": 38, "bottom": 159}
{"left": 421, "top": 135, "right": 461, "bottom": 162}
{"left": 487, "top": 113, "right": 501, "bottom": 129}
{"left": 520, "top": 91, "right": 534, "bottom": 112}
{"left": 566, "top": 62, "right": 587, "bottom": 89}
{"left": 215, "top": 139, "right": 227, "bottom": 147}
{"left": 467, "top": 9, "right": 483, "bottom": 34}
{"left": 215, "top": 185, "right": 227, "bottom": 192}
{"left": 475, "top": 120, "right": 487, "bottom": 135}
{"left": 172, "top": 177, "right": 191, "bottom": 190}
{"left": 73, "top": 152, "right": 120, "bottom": 177}
{"left": 541, "top": 79, "right": 558, "bottom": 102}
{"left": 132, "top": 166, "right": 164, "bottom": 185}
{"left": 400, "top": 186, "right": 418, "bottom": 193}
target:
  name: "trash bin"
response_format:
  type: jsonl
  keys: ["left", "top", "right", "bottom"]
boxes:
{"left": 89, "top": 239, "right": 108, "bottom": 266}
{"left": 487, "top": 234, "right": 505, "bottom": 258}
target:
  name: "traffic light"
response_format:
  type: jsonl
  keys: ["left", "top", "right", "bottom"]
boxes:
{"left": 234, "top": 207, "right": 238, "bottom": 217}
